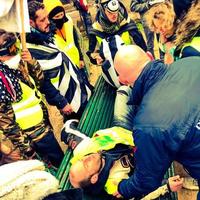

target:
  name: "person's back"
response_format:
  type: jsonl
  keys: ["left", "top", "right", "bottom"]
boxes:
{"left": 112, "top": 45, "right": 200, "bottom": 199}
{"left": 134, "top": 57, "right": 200, "bottom": 174}
{"left": 134, "top": 57, "right": 200, "bottom": 131}
{"left": 118, "top": 56, "right": 200, "bottom": 199}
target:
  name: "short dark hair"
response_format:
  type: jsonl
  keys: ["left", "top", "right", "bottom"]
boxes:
{"left": 28, "top": 1, "right": 45, "bottom": 21}
{"left": 79, "top": 176, "right": 92, "bottom": 188}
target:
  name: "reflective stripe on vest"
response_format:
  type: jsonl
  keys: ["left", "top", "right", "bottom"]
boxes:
{"left": 71, "top": 126, "right": 133, "bottom": 194}
{"left": 96, "top": 31, "right": 131, "bottom": 45}
{"left": 12, "top": 77, "right": 43, "bottom": 130}
{"left": 180, "top": 36, "right": 200, "bottom": 57}
{"left": 54, "top": 17, "right": 80, "bottom": 67}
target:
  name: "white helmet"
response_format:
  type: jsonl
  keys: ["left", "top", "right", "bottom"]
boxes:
{"left": 101, "top": 0, "right": 119, "bottom": 13}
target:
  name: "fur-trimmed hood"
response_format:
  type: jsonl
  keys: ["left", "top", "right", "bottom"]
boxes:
{"left": 0, "top": 160, "right": 59, "bottom": 200}
{"left": 175, "top": 0, "right": 200, "bottom": 49}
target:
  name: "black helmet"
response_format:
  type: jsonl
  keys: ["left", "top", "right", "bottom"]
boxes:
{"left": 0, "top": 29, "right": 17, "bottom": 56}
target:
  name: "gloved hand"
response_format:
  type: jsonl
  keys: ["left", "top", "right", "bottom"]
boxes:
{"left": 23, "top": 147, "right": 37, "bottom": 160}
{"left": 61, "top": 119, "right": 87, "bottom": 150}
{"left": 148, "top": 0, "right": 165, "bottom": 6}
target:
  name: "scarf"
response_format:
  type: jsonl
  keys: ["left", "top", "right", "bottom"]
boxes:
{"left": 26, "top": 26, "right": 55, "bottom": 45}
{"left": 0, "top": 62, "right": 22, "bottom": 103}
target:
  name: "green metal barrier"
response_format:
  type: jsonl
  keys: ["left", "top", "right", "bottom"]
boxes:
{"left": 56, "top": 76, "right": 178, "bottom": 200}
{"left": 56, "top": 76, "right": 116, "bottom": 192}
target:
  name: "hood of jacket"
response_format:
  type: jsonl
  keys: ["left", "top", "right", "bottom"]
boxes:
{"left": 43, "top": 0, "right": 63, "bottom": 15}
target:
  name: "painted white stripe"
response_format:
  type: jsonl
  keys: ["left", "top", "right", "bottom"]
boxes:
{"left": 59, "top": 62, "right": 70, "bottom": 96}
{"left": 26, "top": 43, "right": 58, "bottom": 54}
{"left": 38, "top": 53, "right": 63, "bottom": 71}
{"left": 68, "top": 63, "right": 81, "bottom": 113}
{"left": 86, "top": 85, "right": 92, "bottom": 101}
{"left": 102, "top": 36, "right": 121, "bottom": 87}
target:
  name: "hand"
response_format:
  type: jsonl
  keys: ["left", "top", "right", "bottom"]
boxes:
{"left": 1, "top": 142, "right": 12, "bottom": 155}
{"left": 79, "top": 60, "right": 85, "bottom": 69}
{"left": 91, "top": 53, "right": 104, "bottom": 65}
{"left": 113, "top": 191, "right": 123, "bottom": 198}
{"left": 149, "top": 0, "right": 165, "bottom": 6}
{"left": 96, "top": 55, "right": 104, "bottom": 65}
{"left": 21, "top": 49, "right": 34, "bottom": 65}
{"left": 1, "top": 144, "right": 21, "bottom": 161}
{"left": 8, "top": 149, "right": 22, "bottom": 160}
{"left": 168, "top": 175, "right": 184, "bottom": 192}
{"left": 61, "top": 104, "right": 74, "bottom": 115}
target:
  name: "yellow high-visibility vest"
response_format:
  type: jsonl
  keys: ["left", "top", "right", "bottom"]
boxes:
{"left": 54, "top": 17, "right": 80, "bottom": 67}
{"left": 71, "top": 126, "right": 134, "bottom": 194}
{"left": 93, "top": 22, "right": 132, "bottom": 45}
{"left": 12, "top": 77, "right": 43, "bottom": 130}
{"left": 71, "top": 126, "right": 134, "bottom": 163}
{"left": 180, "top": 36, "right": 200, "bottom": 57}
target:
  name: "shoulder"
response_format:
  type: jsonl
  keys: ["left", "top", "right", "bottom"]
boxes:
{"left": 181, "top": 46, "right": 200, "bottom": 58}
{"left": 65, "top": 14, "right": 73, "bottom": 24}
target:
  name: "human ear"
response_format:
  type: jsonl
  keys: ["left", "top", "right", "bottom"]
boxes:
{"left": 30, "top": 19, "right": 35, "bottom": 28}
{"left": 90, "top": 174, "right": 98, "bottom": 184}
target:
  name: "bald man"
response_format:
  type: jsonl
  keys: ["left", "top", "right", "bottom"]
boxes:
{"left": 113, "top": 45, "right": 200, "bottom": 199}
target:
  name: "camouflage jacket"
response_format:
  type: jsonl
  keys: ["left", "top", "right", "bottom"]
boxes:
{"left": 0, "top": 59, "right": 52, "bottom": 158}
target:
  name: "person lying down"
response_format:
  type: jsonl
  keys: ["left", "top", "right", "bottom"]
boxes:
{"left": 61, "top": 86, "right": 183, "bottom": 199}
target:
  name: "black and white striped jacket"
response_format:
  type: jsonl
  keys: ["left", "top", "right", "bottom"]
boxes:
{"left": 27, "top": 42, "right": 92, "bottom": 113}
{"left": 99, "top": 35, "right": 124, "bottom": 88}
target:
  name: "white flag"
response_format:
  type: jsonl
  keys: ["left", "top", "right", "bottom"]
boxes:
{"left": 0, "top": 0, "right": 30, "bottom": 33}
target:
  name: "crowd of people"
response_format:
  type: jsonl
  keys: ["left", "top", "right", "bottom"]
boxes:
{"left": 0, "top": 0, "right": 200, "bottom": 199}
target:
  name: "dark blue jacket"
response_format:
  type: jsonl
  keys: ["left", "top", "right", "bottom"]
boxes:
{"left": 118, "top": 57, "right": 200, "bottom": 199}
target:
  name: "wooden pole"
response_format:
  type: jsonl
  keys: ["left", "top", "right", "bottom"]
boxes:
{"left": 17, "top": 0, "right": 29, "bottom": 75}
{"left": 19, "top": 0, "right": 27, "bottom": 50}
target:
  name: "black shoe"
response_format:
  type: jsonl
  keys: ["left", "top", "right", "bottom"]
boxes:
{"left": 61, "top": 120, "right": 86, "bottom": 149}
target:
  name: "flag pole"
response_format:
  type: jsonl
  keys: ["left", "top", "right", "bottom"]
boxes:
{"left": 18, "top": 0, "right": 29, "bottom": 74}
{"left": 19, "top": 0, "right": 27, "bottom": 49}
